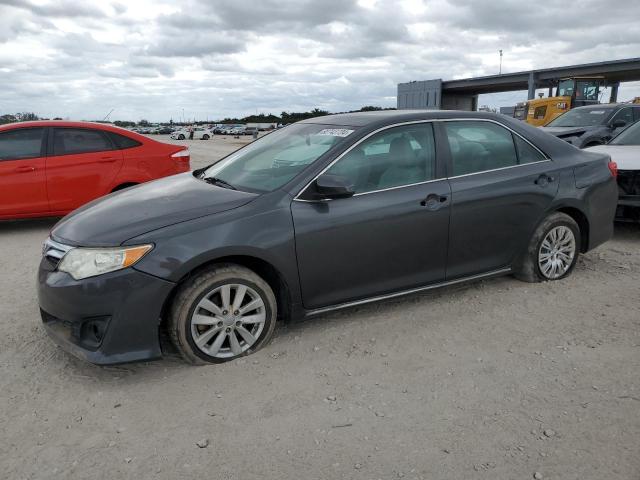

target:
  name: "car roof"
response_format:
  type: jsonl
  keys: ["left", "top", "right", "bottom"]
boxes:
{"left": 298, "top": 109, "right": 514, "bottom": 128}
{"left": 0, "top": 120, "right": 150, "bottom": 142}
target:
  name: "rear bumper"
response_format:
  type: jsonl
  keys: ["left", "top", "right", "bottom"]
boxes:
{"left": 37, "top": 260, "right": 175, "bottom": 365}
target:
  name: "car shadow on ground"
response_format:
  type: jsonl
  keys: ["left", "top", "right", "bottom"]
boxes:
{"left": 24, "top": 219, "right": 640, "bottom": 383}
{"left": 0, "top": 217, "right": 60, "bottom": 234}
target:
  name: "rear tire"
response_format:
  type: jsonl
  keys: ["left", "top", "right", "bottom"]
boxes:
{"left": 514, "top": 212, "right": 581, "bottom": 283}
{"left": 168, "top": 264, "right": 277, "bottom": 365}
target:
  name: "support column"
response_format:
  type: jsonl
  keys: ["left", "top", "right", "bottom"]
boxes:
{"left": 548, "top": 86, "right": 553, "bottom": 97}
{"left": 527, "top": 71, "right": 536, "bottom": 100}
{"left": 609, "top": 83, "right": 619, "bottom": 103}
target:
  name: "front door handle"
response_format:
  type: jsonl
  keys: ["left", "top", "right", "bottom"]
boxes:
{"left": 15, "top": 165, "right": 36, "bottom": 173}
{"left": 420, "top": 194, "right": 448, "bottom": 209}
{"left": 535, "top": 173, "right": 555, "bottom": 186}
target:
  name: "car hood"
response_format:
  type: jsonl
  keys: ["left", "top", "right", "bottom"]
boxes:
{"left": 585, "top": 145, "right": 640, "bottom": 170}
{"left": 51, "top": 173, "right": 257, "bottom": 246}
{"left": 540, "top": 126, "right": 592, "bottom": 137}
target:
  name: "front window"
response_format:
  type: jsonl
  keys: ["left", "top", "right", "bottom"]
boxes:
{"left": 325, "top": 123, "right": 436, "bottom": 194}
{"left": 202, "top": 124, "right": 355, "bottom": 193}
{"left": 0, "top": 128, "right": 45, "bottom": 161}
{"left": 610, "top": 121, "right": 640, "bottom": 146}
{"left": 557, "top": 79, "right": 574, "bottom": 97}
{"left": 546, "top": 108, "right": 613, "bottom": 127}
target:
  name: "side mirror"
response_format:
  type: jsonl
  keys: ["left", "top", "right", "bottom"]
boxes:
{"left": 611, "top": 119, "right": 627, "bottom": 129}
{"left": 313, "top": 174, "right": 355, "bottom": 200}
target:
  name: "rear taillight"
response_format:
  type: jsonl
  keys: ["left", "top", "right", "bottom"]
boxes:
{"left": 171, "top": 148, "right": 190, "bottom": 171}
{"left": 171, "top": 148, "right": 190, "bottom": 159}
{"left": 608, "top": 160, "right": 618, "bottom": 178}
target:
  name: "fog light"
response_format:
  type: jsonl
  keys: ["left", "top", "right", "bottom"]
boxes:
{"left": 79, "top": 317, "right": 110, "bottom": 349}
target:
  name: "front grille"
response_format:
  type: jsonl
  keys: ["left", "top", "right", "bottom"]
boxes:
{"left": 618, "top": 170, "right": 640, "bottom": 196}
{"left": 42, "top": 238, "right": 72, "bottom": 268}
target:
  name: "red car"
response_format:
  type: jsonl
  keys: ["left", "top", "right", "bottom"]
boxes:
{"left": 0, "top": 121, "right": 190, "bottom": 219}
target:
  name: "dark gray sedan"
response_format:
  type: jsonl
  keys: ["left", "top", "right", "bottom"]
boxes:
{"left": 541, "top": 103, "right": 640, "bottom": 148}
{"left": 38, "top": 110, "right": 618, "bottom": 365}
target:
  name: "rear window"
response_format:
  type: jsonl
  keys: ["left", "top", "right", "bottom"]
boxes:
{"left": 108, "top": 132, "right": 142, "bottom": 149}
{"left": 53, "top": 128, "right": 113, "bottom": 155}
{"left": 0, "top": 128, "right": 45, "bottom": 161}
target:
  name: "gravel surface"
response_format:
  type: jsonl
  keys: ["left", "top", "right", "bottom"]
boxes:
{"left": 1, "top": 137, "right": 639, "bottom": 479}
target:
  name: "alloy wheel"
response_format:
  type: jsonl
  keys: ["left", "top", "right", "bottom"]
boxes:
{"left": 190, "top": 283, "right": 266, "bottom": 359}
{"left": 538, "top": 226, "right": 576, "bottom": 279}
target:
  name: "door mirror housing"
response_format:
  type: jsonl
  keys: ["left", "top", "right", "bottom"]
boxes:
{"left": 311, "top": 174, "right": 355, "bottom": 200}
{"left": 611, "top": 119, "right": 627, "bottom": 129}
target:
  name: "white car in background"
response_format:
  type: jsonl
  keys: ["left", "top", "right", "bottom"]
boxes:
{"left": 170, "top": 127, "right": 213, "bottom": 140}
{"left": 586, "top": 120, "right": 640, "bottom": 222}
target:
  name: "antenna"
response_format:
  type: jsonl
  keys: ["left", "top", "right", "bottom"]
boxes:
{"left": 499, "top": 50, "right": 503, "bottom": 75}
{"left": 103, "top": 108, "right": 114, "bottom": 121}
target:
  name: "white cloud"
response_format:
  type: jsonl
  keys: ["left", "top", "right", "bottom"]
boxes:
{"left": 0, "top": 0, "right": 639, "bottom": 121}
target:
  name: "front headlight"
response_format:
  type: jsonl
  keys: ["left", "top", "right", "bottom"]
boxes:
{"left": 58, "top": 245, "right": 153, "bottom": 280}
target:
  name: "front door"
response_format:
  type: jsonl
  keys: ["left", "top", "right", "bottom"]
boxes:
{"left": 442, "top": 120, "right": 560, "bottom": 278}
{"left": 291, "top": 122, "right": 450, "bottom": 310}
{"left": 0, "top": 127, "right": 48, "bottom": 216}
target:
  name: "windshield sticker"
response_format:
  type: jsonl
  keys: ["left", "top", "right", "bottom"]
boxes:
{"left": 317, "top": 128, "right": 354, "bottom": 137}
{"left": 589, "top": 110, "right": 605, "bottom": 114}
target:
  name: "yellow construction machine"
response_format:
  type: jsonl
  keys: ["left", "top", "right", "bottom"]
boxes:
{"left": 524, "top": 77, "right": 604, "bottom": 126}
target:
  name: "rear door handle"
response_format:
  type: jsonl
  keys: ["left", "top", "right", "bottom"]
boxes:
{"left": 535, "top": 173, "right": 555, "bottom": 186}
{"left": 420, "top": 194, "right": 448, "bottom": 209}
{"left": 15, "top": 165, "right": 36, "bottom": 173}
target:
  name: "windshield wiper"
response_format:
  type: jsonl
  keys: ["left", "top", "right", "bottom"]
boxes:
{"left": 202, "top": 176, "right": 237, "bottom": 190}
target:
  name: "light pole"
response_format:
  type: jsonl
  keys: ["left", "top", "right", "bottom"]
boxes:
{"left": 499, "top": 50, "right": 503, "bottom": 75}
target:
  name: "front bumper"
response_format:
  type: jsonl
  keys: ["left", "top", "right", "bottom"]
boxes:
{"left": 37, "top": 258, "right": 175, "bottom": 365}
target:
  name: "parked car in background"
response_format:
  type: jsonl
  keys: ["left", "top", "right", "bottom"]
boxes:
{"left": 540, "top": 103, "right": 640, "bottom": 148}
{"left": 170, "top": 127, "right": 213, "bottom": 140}
{"left": 154, "top": 126, "right": 174, "bottom": 135}
{"left": 586, "top": 120, "right": 640, "bottom": 221}
{"left": 244, "top": 126, "right": 259, "bottom": 136}
{"left": 0, "top": 121, "right": 190, "bottom": 220}
{"left": 37, "top": 111, "right": 617, "bottom": 365}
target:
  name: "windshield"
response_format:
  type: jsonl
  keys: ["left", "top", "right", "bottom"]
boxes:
{"left": 546, "top": 108, "right": 613, "bottom": 127}
{"left": 610, "top": 121, "right": 640, "bottom": 146}
{"left": 202, "top": 123, "right": 355, "bottom": 193}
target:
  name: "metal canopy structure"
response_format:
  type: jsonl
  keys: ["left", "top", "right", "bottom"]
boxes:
{"left": 398, "top": 57, "right": 640, "bottom": 110}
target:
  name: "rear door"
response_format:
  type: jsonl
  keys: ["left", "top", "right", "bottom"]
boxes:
{"left": 46, "top": 127, "right": 123, "bottom": 212}
{"left": 0, "top": 127, "right": 49, "bottom": 216}
{"left": 441, "top": 120, "right": 560, "bottom": 279}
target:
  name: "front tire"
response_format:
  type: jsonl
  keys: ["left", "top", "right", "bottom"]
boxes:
{"left": 514, "top": 212, "right": 580, "bottom": 283}
{"left": 178, "top": 134, "right": 185, "bottom": 140}
{"left": 168, "top": 264, "right": 277, "bottom": 364}
{"left": 202, "top": 134, "right": 210, "bottom": 140}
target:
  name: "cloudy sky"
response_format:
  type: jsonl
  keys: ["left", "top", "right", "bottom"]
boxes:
{"left": 1, "top": 0, "right": 639, "bottom": 122}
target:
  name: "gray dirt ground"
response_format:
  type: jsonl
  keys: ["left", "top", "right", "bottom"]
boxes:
{"left": 1, "top": 136, "right": 639, "bottom": 480}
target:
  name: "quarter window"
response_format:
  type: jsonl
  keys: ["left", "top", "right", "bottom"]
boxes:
{"left": 445, "top": 121, "right": 542, "bottom": 176}
{"left": 107, "top": 132, "right": 142, "bottom": 149}
{"left": 325, "top": 123, "right": 436, "bottom": 194}
{"left": 514, "top": 135, "right": 546, "bottom": 164}
{"left": 0, "top": 128, "right": 45, "bottom": 161}
{"left": 53, "top": 128, "right": 113, "bottom": 155}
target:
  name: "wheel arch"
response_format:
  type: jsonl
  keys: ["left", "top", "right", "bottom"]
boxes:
{"left": 159, "top": 254, "right": 293, "bottom": 343}
{"left": 554, "top": 205, "right": 589, "bottom": 252}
